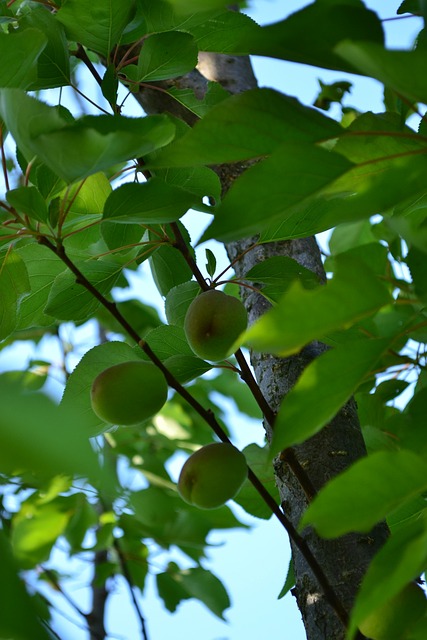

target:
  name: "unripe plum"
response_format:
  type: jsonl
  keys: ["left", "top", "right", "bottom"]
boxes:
{"left": 91, "top": 361, "right": 168, "bottom": 426}
{"left": 359, "top": 582, "right": 426, "bottom": 640}
{"left": 184, "top": 289, "right": 247, "bottom": 362}
{"left": 178, "top": 442, "right": 248, "bottom": 509}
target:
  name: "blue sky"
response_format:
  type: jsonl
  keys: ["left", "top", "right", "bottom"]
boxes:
{"left": 0, "top": 2, "right": 423, "bottom": 639}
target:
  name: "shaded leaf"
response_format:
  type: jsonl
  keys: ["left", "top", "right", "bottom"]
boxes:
{"left": 103, "top": 179, "right": 198, "bottom": 224}
{"left": 45, "top": 260, "right": 122, "bottom": 322}
{"left": 0, "top": 531, "right": 50, "bottom": 640}
{"left": 0, "top": 249, "right": 30, "bottom": 341}
{"left": 150, "top": 88, "right": 343, "bottom": 168}
{"left": 0, "top": 29, "right": 47, "bottom": 89}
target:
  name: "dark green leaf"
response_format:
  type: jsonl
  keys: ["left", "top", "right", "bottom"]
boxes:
{"left": 165, "top": 281, "right": 200, "bottom": 327}
{"left": 56, "top": 0, "right": 135, "bottom": 57}
{"left": 244, "top": 256, "right": 321, "bottom": 303}
{"left": 0, "top": 28, "right": 47, "bottom": 88}
{"left": 45, "top": 261, "right": 122, "bottom": 322}
{"left": 157, "top": 562, "right": 230, "bottom": 619}
{"left": 336, "top": 41, "right": 427, "bottom": 105}
{"left": 150, "top": 245, "right": 193, "bottom": 297}
{"left": 103, "top": 179, "right": 198, "bottom": 224}
{"left": 6, "top": 186, "right": 48, "bottom": 223}
{"left": 150, "top": 88, "right": 343, "bottom": 168}
{"left": 277, "top": 559, "right": 295, "bottom": 600}
{"left": 301, "top": 450, "right": 427, "bottom": 537}
{"left": 21, "top": 6, "right": 70, "bottom": 89}
{"left": 0, "top": 531, "right": 50, "bottom": 640}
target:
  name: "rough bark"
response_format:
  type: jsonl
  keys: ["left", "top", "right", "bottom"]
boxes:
{"left": 131, "top": 52, "right": 389, "bottom": 639}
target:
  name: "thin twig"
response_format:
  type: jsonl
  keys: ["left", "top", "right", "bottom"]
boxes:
{"left": 113, "top": 539, "right": 149, "bottom": 640}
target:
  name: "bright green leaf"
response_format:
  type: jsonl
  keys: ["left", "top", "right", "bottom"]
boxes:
{"left": 202, "top": 143, "right": 353, "bottom": 244}
{"left": 0, "top": 249, "right": 30, "bottom": 341}
{"left": 0, "top": 90, "right": 176, "bottom": 183}
{"left": 347, "top": 516, "right": 427, "bottom": 639}
{"left": 244, "top": 256, "right": 391, "bottom": 356}
{"left": 301, "top": 450, "right": 427, "bottom": 537}
{"left": 271, "top": 338, "right": 390, "bottom": 454}
{"left": 136, "top": 31, "right": 198, "bottom": 81}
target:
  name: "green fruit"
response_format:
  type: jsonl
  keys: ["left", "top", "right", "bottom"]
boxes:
{"left": 91, "top": 361, "right": 168, "bottom": 426}
{"left": 359, "top": 583, "right": 427, "bottom": 640}
{"left": 178, "top": 442, "right": 248, "bottom": 509}
{"left": 184, "top": 289, "right": 247, "bottom": 362}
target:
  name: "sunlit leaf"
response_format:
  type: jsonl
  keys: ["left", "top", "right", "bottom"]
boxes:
{"left": 271, "top": 338, "right": 390, "bottom": 454}
{"left": 301, "top": 450, "right": 427, "bottom": 537}
{"left": 244, "top": 256, "right": 391, "bottom": 356}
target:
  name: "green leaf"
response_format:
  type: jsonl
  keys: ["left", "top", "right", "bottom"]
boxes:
{"left": 103, "top": 179, "right": 198, "bottom": 224}
{"left": 12, "top": 498, "right": 74, "bottom": 568}
{"left": 0, "top": 375, "right": 101, "bottom": 481}
{"left": 150, "top": 245, "right": 193, "bottom": 297}
{"left": 166, "top": 81, "right": 229, "bottom": 119}
{"left": 15, "top": 243, "right": 65, "bottom": 330}
{"left": 45, "top": 260, "right": 122, "bottom": 322}
{"left": 0, "top": 531, "right": 50, "bottom": 640}
{"left": 271, "top": 338, "right": 390, "bottom": 454}
{"left": 244, "top": 256, "right": 321, "bottom": 303}
{"left": 0, "top": 248, "right": 30, "bottom": 341}
{"left": 6, "top": 186, "right": 48, "bottom": 223}
{"left": 0, "top": 90, "right": 176, "bottom": 183}
{"left": 157, "top": 562, "right": 230, "bottom": 619}
{"left": 347, "top": 516, "right": 427, "bottom": 639}
{"left": 144, "top": 324, "right": 194, "bottom": 359}
{"left": 233, "top": 444, "right": 277, "bottom": 519}
{"left": 0, "top": 28, "right": 47, "bottom": 88}
{"left": 60, "top": 341, "right": 140, "bottom": 437}
{"left": 202, "top": 143, "right": 353, "bottom": 244}
{"left": 244, "top": 256, "right": 391, "bottom": 356}
{"left": 278, "top": 559, "right": 295, "bottom": 600}
{"left": 136, "top": 31, "right": 198, "bottom": 81}
{"left": 56, "top": 0, "right": 135, "bottom": 57}
{"left": 238, "top": 1, "right": 384, "bottom": 72}
{"left": 205, "top": 249, "right": 216, "bottom": 278}
{"left": 150, "top": 88, "right": 343, "bottom": 168}
{"left": 165, "top": 281, "right": 200, "bottom": 327}
{"left": 301, "top": 450, "right": 427, "bottom": 537}
{"left": 21, "top": 5, "right": 70, "bottom": 89}
{"left": 336, "top": 41, "right": 427, "bottom": 105}
{"left": 163, "top": 354, "right": 211, "bottom": 384}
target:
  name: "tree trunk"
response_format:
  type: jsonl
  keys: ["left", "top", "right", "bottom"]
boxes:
{"left": 132, "top": 52, "right": 389, "bottom": 640}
